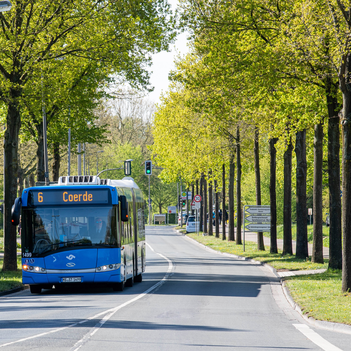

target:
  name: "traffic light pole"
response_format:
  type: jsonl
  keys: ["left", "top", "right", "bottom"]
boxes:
{"left": 148, "top": 174, "right": 151, "bottom": 225}
{"left": 180, "top": 178, "right": 183, "bottom": 228}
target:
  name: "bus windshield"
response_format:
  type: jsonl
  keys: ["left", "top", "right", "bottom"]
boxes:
{"left": 22, "top": 205, "right": 119, "bottom": 257}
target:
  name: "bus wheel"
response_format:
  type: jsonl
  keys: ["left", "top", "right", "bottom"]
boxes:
{"left": 135, "top": 273, "right": 142, "bottom": 283}
{"left": 113, "top": 281, "right": 125, "bottom": 291}
{"left": 30, "top": 285, "right": 42, "bottom": 294}
{"left": 126, "top": 262, "right": 134, "bottom": 287}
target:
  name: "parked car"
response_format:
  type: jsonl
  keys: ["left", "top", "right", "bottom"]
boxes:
{"left": 178, "top": 213, "right": 188, "bottom": 226}
{"left": 185, "top": 215, "right": 199, "bottom": 233}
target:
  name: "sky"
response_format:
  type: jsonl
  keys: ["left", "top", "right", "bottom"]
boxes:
{"left": 146, "top": 1, "right": 189, "bottom": 104}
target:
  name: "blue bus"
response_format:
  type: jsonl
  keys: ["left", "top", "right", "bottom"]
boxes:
{"left": 11, "top": 175, "right": 146, "bottom": 294}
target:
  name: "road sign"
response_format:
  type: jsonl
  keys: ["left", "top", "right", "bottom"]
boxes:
{"left": 168, "top": 206, "right": 176, "bottom": 214}
{"left": 245, "top": 215, "right": 271, "bottom": 222}
{"left": 194, "top": 202, "right": 201, "bottom": 209}
{"left": 194, "top": 195, "right": 202, "bottom": 202}
{"left": 246, "top": 223, "right": 271, "bottom": 232}
{"left": 245, "top": 206, "right": 270, "bottom": 214}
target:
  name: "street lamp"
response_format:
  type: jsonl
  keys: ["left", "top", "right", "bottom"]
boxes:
{"left": 96, "top": 150, "right": 104, "bottom": 174}
{"left": 0, "top": 1, "right": 12, "bottom": 12}
{"left": 96, "top": 159, "right": 134, "bottom": 178}
{"left": 124, "top": 159, "right": 133, "bottom": 176}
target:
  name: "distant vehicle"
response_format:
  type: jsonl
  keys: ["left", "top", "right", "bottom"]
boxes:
{"left": 178, "top": 213, "right": 188, "bottom": 225}
{"left": 185, "top": 216, "right": 199, "bottom": 233}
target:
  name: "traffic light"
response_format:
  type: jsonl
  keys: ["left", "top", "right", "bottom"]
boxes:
{"left": 182, "top": 199, "right": 186, "bottom": 207}
{"left": 145, "top": 160, "right": 152, "bottom": 175}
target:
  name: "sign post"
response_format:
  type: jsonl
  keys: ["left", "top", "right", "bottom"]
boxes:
{"left": 308, "top": 208, "right": 312, "bottom": 225}
{"left": 243, "top": 205, "right": 271, "bottom": 252}
{"left": 193, "top": 195, "right": 201, "bottom": 235}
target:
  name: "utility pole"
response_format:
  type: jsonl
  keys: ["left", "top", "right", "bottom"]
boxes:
{"left": 42, "top": 73, "right": 49, "bottom": 185}
{"left": 77, "top": 143, "right": 81, "bottom": 175}
{"left": 83, "top": 143, "right": 86, "bottom": 175}
{"left": 67, "top": 106, "right": 71, "bottom": 176}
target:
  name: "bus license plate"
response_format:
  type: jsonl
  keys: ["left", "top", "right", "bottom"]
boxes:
{"left": 62, "top": 277, "right": 81, "bottom": 283}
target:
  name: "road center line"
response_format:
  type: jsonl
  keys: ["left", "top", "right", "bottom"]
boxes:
{"left": 293, "top": 324, "right": 343, "bottom": 351}
{"left": 0, "top": 243, "right": 173, "bottom": 349}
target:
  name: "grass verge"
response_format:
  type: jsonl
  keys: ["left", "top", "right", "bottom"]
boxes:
{"left": 187, "top": 233, "right": 328, "bottom": 271}
{"left": 186, "top": 232, "right": 350, "bottom": 326}
{"left": 286, "top": 270, "right": 351, "bottom": 325}
{"left": 269, "top": 224, "right": 330, "bottom": 248}
{"left": 0, "top": 258, "right": 22, "bottom": 293}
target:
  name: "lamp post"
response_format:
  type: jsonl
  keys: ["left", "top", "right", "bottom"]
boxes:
{"left": 96, "top": 159, "right": 133, "bottom": 178}
{"left": 77, "top": 143, "right": 81, "bottom": 175}
{"left": 0, "top": 1, "right": 12, "bottom": 12}
{"left": 96, "top": 150, "right": 104, "bottom": 175}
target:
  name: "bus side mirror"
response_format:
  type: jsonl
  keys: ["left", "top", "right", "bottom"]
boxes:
{"left": 119, "top": 195, "right": 129, "bottom": 222}
{"left": 11, "top": 197, "right": 22, "bottom": 226}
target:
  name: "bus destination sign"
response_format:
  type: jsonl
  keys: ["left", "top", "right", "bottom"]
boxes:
{"left": 29, "top": 189, "right": 110, "bottom": 206}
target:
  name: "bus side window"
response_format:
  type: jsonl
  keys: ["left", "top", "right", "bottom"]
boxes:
{"left": 120, "top": 205, "right": 125, "bottom": 245}
{"left": 115, "top": 207, "right": 120, "bottom": 247}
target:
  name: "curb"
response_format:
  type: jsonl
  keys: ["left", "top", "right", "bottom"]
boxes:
{"left": 0, "top": 285, "right": 26, "bottom": 297}
{"left": 177, "top": 229, "right": 351, "bottom": 335}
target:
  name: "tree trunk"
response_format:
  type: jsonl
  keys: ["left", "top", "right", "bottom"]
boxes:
{"left": 236, "top": 127, "right": 242, "bottom": 245}
{"left": 24, "top": 176, "right": 29, "bottom": 189}
{"left": 222, "top": 164, "right": 226, "bottom": 240}
{"left": 295, "top": 129, "right": 308, "bottom": 259}
{"left": 254, "top": 127, "right": 264, "bottom": 250}
{"left": 283, "top": 140, "right": 293, "bottom": 255}
{"left": 36, "top": 122, "right": 45, "bottom": 182}
{"left": 18, "top": 167, "right": 24, "bottom": 197}
{"left": 215, "top": 179, "right": 219, "bottom": 238}
{"left": 208, "top": 172, "right": 213, "bottom": 236}
{"left": 203, "top": 176, "right": 208, "bottom": 234}
{"left": 3, "top": 85, "right": 22, "bottom": 272}
{"left": 326, "top": 80, "right": 342, "bottom": 270}
{"left": 17, "top": 151, "right": 23, "bottom": 196}
{"left": 269, "top": 137, "right": 278, "bottom": 254}
{"left": 312, "top": 122, "right": 324, "bottom": 263}
{"left": 29, "top": 173, "right": 35, "bottom": 187}
{"left": 200, "top": 174, "right": 203, "bottom": 232}
{"left": 52, "top": 141, "right": 60, "bottom": 182}
{"left": 228, "top": 156, "right": 235, "bottom": 241}
{"left": 340, "top": 52, "right": 351, "bottom": 292}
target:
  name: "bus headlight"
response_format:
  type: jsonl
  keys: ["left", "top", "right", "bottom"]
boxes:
{"left": 22, "top": 265, "right": 46, "bottom": 273}
{"left": 95, "top": 263, "right": 121, "bottom": 272}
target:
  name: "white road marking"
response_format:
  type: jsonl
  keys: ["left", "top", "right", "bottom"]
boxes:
{"left": 0, "top": 243, "right": 173, "bottom": 349}
{"left": 294, "top": 324, "right": 343, "bottom": 351}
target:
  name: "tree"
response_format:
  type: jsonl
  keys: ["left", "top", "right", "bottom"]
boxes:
{"left": 0, "top": 0, "right": 175, "bottom": 271}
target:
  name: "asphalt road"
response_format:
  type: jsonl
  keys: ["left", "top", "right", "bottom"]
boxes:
{"left": 0, "top": 226, "right": 351, "bottom": 351}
